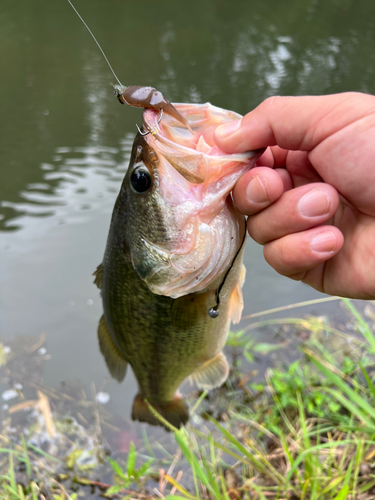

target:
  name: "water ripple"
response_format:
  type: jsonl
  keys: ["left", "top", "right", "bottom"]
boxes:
{"left": 0, "top": 133, "right": 135, "bottom": 234}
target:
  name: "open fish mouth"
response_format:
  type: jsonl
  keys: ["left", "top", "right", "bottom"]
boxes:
{"left": 130, "top": 102, "right": 264, "bottom": 299}
{"left": 142, "top": 103, "right": 264, "bottom": 185}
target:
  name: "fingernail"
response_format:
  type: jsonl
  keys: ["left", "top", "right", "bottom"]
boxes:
{"left": 216, "top": 119, "right": 241, "bottom": 138}
{"left": 310, "top": 231, "right": 337, "bottom": 253}
{"left": 298, "top": 189, "right": 330, "bottom": 217}
{"left": 246, "top": 175, "right": 268, "bottom": 204}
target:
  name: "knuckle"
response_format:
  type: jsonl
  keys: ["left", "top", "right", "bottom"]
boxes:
{"left": 289, "top": 271, "right": 307, "bottom": 281}
{"left": 276, "top": 239, "right": 295, "bottom": 268}
{"left": 264, "top": 236, "right": 305, "bottom": 274}
{"left": 260, "top": 95, "right": 284, "bottom": 114}
{"left": 247, "top": 215, "right": 269, "bottom": 245}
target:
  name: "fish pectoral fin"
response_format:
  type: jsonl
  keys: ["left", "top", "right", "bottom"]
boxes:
{"left": 239, "top": 263, "right": 246, "bottom": 288}
{"left": 98, "top": 315, "right": 127, "bottom": 382}
{"left": 93, "top": 263, "right": 103, "bottom": 289}
{"left": 229, "top": 282, "right": 244, "bottom": 325}
{"left": 229, "top": 264, "right": 246, "bottom": 325}
{"left": 132, "top": 394, "right": 189, "bottom": 430}
{"left": 190, "top": 352, "right": 229, "bottom": 390}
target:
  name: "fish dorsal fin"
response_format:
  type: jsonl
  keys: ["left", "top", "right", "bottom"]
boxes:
{"left": 189, "top": 351, "right": 229, "bottom": 390}
{"left": 229, "top": 264, "right": 246, "bottom": 324}
{"left": 93, "top": 263, "right": 103, "bottom": 289}
{"left": 98, "top": 315, "right": 127, "bottom": 382}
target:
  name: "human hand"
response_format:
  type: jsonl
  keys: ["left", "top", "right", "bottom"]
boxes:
{"left": 214, "top": 93, "right": 375, "bottom": 299}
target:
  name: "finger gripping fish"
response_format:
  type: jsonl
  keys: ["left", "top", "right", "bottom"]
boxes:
{"left": 95, "top": 103, "right": 263, "bottom": 429}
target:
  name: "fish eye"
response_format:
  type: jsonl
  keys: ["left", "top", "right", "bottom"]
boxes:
{"left": 130, "top": 166, "right": 152, "bottom": 193}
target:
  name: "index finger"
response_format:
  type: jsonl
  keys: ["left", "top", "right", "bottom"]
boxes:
{"left": 214, "top": 92, "right": 375, "bottom": 153}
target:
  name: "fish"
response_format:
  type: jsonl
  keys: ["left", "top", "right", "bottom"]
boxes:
{"left": 66, "top": 0, "right": 262, "bottom": 428}
{"left": 94, "top": 101, "right": 263, "bottom": 429}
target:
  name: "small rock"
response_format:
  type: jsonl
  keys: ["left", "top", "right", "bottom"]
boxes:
{"left": 2, "top": 389, "right": 18, "bottom": 401}
{"left": 96, "top": 392, "right": 110, "bottom": 404}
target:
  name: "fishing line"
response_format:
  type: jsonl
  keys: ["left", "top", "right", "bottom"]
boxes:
{"left": 208, "top": 218, "right": 247, "bottom": 319}
{"left": 66, "top": 0, "right": 123, "bottom": 87}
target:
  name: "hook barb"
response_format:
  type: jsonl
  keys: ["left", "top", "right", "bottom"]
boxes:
{"left": 136, "top": 124, "right": 150, "bottom": 136}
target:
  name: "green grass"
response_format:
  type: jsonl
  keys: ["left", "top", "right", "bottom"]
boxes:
{"left": 0, "top": 443, "right": 44, "bottom": 500}
{"left": 140, "top": 298, "right": 375, "bottom": 499}
{"left": 3, "top": 298, "right": 375, "bottom": 499}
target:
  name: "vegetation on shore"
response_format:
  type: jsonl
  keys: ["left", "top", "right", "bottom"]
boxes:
{"left": 2, "top": 298, "right": 375, "bottom": 499}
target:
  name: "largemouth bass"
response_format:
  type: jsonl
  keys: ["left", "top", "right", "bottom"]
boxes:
{"left": 94, "top": 103, "right": 262, "bottom": 428}
{"left": 66, "top": 0, "right": 262, "bottom": 427}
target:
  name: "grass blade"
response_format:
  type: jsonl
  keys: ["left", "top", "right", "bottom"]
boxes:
{"left": 208, "top": 417, "right": 284, "bottom": 483}
{"left": 342, "top": 299, "right": 375, "bottom": 352}
{"left": 175, "top": 432, "right": 215, "bottom": 498}
{"left": 9, "top": 452, "right": 16, "bottom": 492}
{"left": 306, "top": 351, "right": 375, "bottom": 424}
{"left": 127, "top": 442, "right": 136, "bottom": 477}
{"left": 333, "top": 484, "right": 349, "bottom": 500}
{"left": 358, "top": 359, "right": 375, "bottom": 399}
{"left": 21, "top": 435, "right": 31, "bottom": 480}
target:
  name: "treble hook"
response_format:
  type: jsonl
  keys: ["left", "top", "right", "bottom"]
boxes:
{"left": 135, "top": 108, "right": 164, "bottom": 137}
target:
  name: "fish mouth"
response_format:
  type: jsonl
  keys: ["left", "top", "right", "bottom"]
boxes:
{"left": 135, "top": 103, "right": 264, "bottom": 299}
{"left": 142, "top": 103, "right": 265, "bottom": 186}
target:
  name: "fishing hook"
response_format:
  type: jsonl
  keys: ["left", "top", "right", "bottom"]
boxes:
{"left": 135, "top": 109, "right": 164, "bottom": 137}
{"left": 136, "top": 124, "right": 150, "bottom": 137}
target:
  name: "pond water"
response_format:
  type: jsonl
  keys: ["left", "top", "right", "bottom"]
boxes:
{"left": 1, "top": 0, "right": 375, "bottom": 438}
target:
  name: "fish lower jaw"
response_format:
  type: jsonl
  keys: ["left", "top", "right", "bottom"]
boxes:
{"left": 143, "top": 213, "right": 243, "bottom": 298}
{"left": 146, "top": 264, "right": 229, "bottom": 299}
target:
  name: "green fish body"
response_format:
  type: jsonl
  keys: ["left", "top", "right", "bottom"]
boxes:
{"left": 95, "top": 103, "right": 262, "bottom": 428}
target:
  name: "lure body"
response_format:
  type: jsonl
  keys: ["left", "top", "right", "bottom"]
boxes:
{"left": 114, "top": 84, "right": 192, "bottom": 130}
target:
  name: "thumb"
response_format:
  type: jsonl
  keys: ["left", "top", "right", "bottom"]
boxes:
{"left": 214, "top": 93, "right": 375, "bottom": 154}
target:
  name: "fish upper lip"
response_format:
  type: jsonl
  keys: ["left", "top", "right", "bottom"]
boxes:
{"left": 134, "top": 104, "right": 264, "bottom": 300}
{"left": 142, "top": 106, "right": 264, "bottom": 162}
{"left": 140, "top": 104, "right": 265, "bottom": 196}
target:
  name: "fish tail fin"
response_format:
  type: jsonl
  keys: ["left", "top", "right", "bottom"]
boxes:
{"left": 132, "top": 394, "right": 189, "bottom": 430}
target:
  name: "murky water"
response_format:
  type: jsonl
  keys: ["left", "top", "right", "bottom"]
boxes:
{"left": 1, "top": 0, "right": 375, "bottom": 434}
